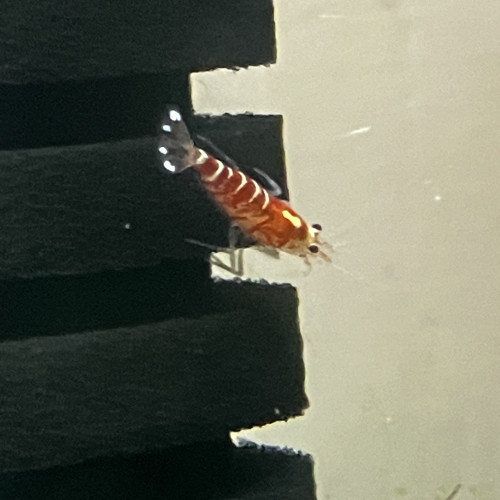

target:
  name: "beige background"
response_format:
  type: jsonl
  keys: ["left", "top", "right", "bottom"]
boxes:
{"left": 191, "top": 1, "right": 500, "bottom": 499}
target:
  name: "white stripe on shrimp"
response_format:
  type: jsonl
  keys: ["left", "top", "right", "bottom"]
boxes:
{"left": 205, "top": 160, "right": 225, "bottom": 181}
{"left": 195, "top": 148, "right": 209, "bottom": 165}
{"left": 248, "top": 180, "right": 262, "bottom": 202}
{"left": 262, "top": 189, "right": 270, "bottom": 209}
{"left": 233, "top": 171, "right": 248, "bottom": 193}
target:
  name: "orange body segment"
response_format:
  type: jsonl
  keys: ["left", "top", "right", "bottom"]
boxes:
{"left": 195, "top": 155, "right": 310, "bottom": 250}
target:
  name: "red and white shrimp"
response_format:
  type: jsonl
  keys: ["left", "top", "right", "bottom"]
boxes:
{"left": 158, "top": 106, "right": 329, "bottom": 262}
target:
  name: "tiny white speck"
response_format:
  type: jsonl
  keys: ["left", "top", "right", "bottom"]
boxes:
{"left": 385, "top": 416, "right": 393, "bottom": 423}
{"left": 124, "top": 223, "right": 131, "bottom": 230}
{"left": 319, "top": 13, "right": 345, "bottom": 19}
{"left": 273, "top": 407, "right": 281, "bottom": 415}
{"left": 163, "top": 160, "right": 176, "bottom": 172}
{"left": 334, "top": 126, "right": 373, "bottom": 140}
{"left": 169, "top": 110, "right": 182, "bottom": 122}
{"left": 158, "top": 146, "right": 168, "bottom": 154}
{"left": 434, "top": 195, "right": 442, "bottom": 201}
{"left": 161, "top": 124, "right": 171, "bottom": 132}
{"left": 349, "top": 126, "right": 372, "bottom": 136}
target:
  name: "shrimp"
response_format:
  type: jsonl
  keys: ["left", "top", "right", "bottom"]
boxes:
{"left": 158, "top": 106, "right": 330, "bottom": 262}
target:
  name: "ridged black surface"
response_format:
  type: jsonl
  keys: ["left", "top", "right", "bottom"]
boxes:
{"left": 0, "top": 0, "right": 315, "bottom": 495}
{"left": 0, "top": 278, "right": 307, "bottom": 473}
{"left": 0, "top": 73, "right": 191, "bottom": 149}
{"left": 0, "top": 0, "right": 275, "bottom": 83}
{"left": 0, "top": 441, "right": 316, "bottom": 500}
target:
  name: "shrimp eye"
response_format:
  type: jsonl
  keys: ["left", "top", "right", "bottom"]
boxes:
{"left": 312, "top": 223, "right": 322, "bottom": 231}
{"left": 308, "top": 244, "right": 320, "bottom": 254}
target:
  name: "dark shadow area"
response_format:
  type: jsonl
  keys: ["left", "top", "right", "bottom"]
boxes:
{"left": 0, "top": 440, "right": 315, "bottom": 500}
{"left": 0, "top": 73, "right": 191, "bottom": 149}
{"left": 0, "top": 259, "right": 211, "bottom": 340}
{"left": 0, "top": 0, "right": 275, "bottom": 84}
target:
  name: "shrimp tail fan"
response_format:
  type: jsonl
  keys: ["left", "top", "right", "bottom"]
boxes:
{"left": 158, "top": 105, "right": 202, "bottom": 173}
